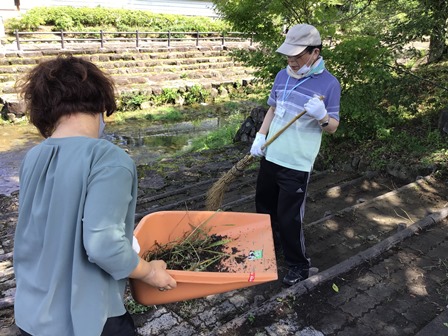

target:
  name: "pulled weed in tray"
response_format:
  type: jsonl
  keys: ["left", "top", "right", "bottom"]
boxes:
{"left": 142, "top": 212, "right": 238, "bottom": 272}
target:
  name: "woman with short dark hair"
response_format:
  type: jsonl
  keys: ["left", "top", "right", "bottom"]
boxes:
{"left": 14, "top": 55, "right": 177, "bottom": 336}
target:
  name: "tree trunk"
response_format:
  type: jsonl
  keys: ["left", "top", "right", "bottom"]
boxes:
{"left": 428, "top": 23, "right": 446, "bottom": 63}
{"left": 427, "top": 0, "right": 448, "bottom": 63}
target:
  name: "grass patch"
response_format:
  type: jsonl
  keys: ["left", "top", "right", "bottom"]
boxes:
{"left": 187, "top": 122, "right": 240, "bottom": 152}
{"left": 124, "top": 295, "right": 152, "bottom": 315}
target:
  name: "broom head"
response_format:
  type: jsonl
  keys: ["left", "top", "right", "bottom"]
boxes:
{"left": 205, "top": 154, "right": 254, "bottom": 210}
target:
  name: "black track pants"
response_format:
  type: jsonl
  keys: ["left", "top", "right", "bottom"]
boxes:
{"left": 255, "top": 158, "right": 311, "bottom": 268}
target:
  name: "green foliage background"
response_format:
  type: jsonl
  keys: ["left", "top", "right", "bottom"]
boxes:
{"left": 4, "top": 6, "right": 230, "bottom": 33}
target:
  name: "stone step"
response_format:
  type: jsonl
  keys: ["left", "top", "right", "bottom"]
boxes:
{"left": 113, "top": 75, "right": 256, "bottom": 95}
{"left": 0, "top": 56, "right": 241, "bottom": 75}
{"left": 0, "top": 45, "right": 255, "bottom": 100}
{"left": 0, "top": 70, "right": 255, "bottom": 97}
{"left": 0, "top": 61, "right": 251, "bottom": 85}
{"left": 0, "top": 45, "right": 240, "bottom": 62}
{"left": 0, "top": 56, "right": 235, "bottom": 71}
{"left": 0, "top": 53, "right": 234, "bottom": 67}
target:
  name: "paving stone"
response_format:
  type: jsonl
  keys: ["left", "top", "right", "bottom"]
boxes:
{"left": 382, "top": 311, "right": 418, "bottom": 333}
{"left": 335, "top": 322, "right": 375, "bottom": 336}
{"left": 298, "top": 326, "right": 325, "bottom": 336}
{"left": 0, "top": 325, "right": 20, "bottom": 336}
{"left": 339, "top": 293, "right": 377, "bottom": 317}
{"left": 401, "top": 302, "right": 441, "bottom": 328}
{"left": 353, "top": 271, "right": 382, "bottom": 290}
{"left": 312, "top": 310, "right": 349, "bottom": 335}
{"left": 370, "top": 256, "right": 405, "bottom": 277}
{"left": 389, "top": 268, "right": 422, "bottom": 286}
{"left": 358, "top": 312, "right": 392, "bottom": 333}
{"left": 424, "top": 282, "right": 448, "bottom": 308}
{"left": 401, "top": 228, "right": 447, "bottom": 253}
{"left": 407, "top": 282, "right": 428, "bottom": 296}
{"left": 427, "top": 240, "right": 448, "bottom": 259}
{"left": 301, "top": 302, "right": 340, "bottom": 326}
{"left": 365, "top": 281, "right": 397, "bottom": 299}
{"left": 190, "top": 299, "right": 237, "bottom": 329}
{"left": 394, "top": 249, "right": 419, "bottom": 265}
{"left": 358, "top": 306, "right": 401, "bottom": 333}
{"left": 228, "top": 293, "right": 250, "bottom": 308}
{"left": 327, "top": 285, "right": 358, "bottom": 308}
{"left": 381, "top": 323, "right": 418, "bottom": 336}
{"left": 379, "top": 325, "right": 402, "bottom": 336}
{"left": 137, "top": 307, "right": 194, "bottom": 335}
{"left": 265, "top": 316, "right": 301, "bottom": 336}
{"left": 388, "top": 296, "right": 420, "bottom": 315}
{"left": 414, "top": 308, "right": 448, "bottom": 336}
{"left": 413, "top": 255, "right": 443, "bottom": 269}
{"left": 189, "top": 307, "right": 219, "bottom": 328}
{"left": 159, "top": 323, "right": 198, "bottom": 336}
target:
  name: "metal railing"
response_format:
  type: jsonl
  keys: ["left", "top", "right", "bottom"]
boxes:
{"left": 13, "top": 30, "right": 255, "bottom": 51}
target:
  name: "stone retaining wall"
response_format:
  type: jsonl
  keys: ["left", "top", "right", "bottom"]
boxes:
{"left": 0, "top": 44, "right": 256, "bottom": 120}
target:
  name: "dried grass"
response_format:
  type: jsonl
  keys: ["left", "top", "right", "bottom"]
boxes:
{"left": 142, "top": 212, "right": 236, "bottom": 272}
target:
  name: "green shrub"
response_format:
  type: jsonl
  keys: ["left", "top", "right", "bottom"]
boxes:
{"left": 4, "top": 6, "right": 230, "bottom": 34}
{"left": 184, "top": 85, "right": 210, "bottom": 105}
{"left": 158, "top": 88, "right": 179, "bottom": 105}
{"left": 53, "top": 14, "right": 76, "bottom": 31}
{"left": 118, "top": 92, "right": 150, "bottom": 111}
{"left": 11, "top": 11, "right": 45, "bottom": 31}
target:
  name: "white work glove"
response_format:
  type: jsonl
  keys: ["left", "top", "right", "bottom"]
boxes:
{"left": 304, "top": 95, "right": 327, "bottom": 120}
{"left": 132, "top": 235, "right": 141, "bottom": 253}
{"left": 250, "top": 132, "right": 266, "bottom": 157}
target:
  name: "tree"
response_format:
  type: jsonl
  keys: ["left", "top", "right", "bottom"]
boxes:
{"left": 340, "top": 0, "right": 447, "bottom": 63}
{"left": 390, "top": 0, "right": 448, "bottom": 63}
{"left": 212, "top": 0, "right": 383, "bottom": 85}
{"left": 213, "top": 0, "right": 447, "bottom": 78}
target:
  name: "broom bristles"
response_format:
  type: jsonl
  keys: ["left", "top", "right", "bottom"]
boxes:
{"left": 205, "top": 154, "right": 254, "bottom": 210}
{"left": 205, "top": 171, "right": 233, "bottom": 210}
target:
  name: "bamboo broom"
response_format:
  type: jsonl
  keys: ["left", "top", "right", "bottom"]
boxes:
{"left": 205, "top": 108, "right": 308, "bottom": 210}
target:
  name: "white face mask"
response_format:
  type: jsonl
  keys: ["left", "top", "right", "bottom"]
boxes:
{"left": 98, "top": 113, "right": 105, "bottom": 138}
{"left": 295, "top": 54, "right": 313, "bottom": 75}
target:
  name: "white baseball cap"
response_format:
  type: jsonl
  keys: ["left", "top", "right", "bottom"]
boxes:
{"left": 276, "top": 24, "right": 322, "bottom": 56}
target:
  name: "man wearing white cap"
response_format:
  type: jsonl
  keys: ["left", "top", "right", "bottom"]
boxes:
{"left": 250, "top": 24, "right": 341, "bottom": 286}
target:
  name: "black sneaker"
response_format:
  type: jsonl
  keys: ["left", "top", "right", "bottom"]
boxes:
{"left": 282, "top": 266, "right": 309, "bottom": 286}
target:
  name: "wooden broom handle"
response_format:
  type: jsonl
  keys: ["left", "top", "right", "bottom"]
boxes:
{"left": 261, "top": 95, "right": 324, "bottom": 149}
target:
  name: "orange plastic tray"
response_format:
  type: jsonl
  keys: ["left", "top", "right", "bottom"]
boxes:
{"left": 129, "top": 210, "right": 278, "bottom": 305}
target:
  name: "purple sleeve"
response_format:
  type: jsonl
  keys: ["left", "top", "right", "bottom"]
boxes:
{"left": 324, "top": 77, "right": 341, "bottom": 121}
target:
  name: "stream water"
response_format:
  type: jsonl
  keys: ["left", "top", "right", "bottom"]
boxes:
{"left": 0, "top": 115, "right": 235, "bottom": 196}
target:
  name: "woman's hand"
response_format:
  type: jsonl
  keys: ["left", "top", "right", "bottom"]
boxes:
{"left": 130, "top": 259, "right": 177, "bottom": 291}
